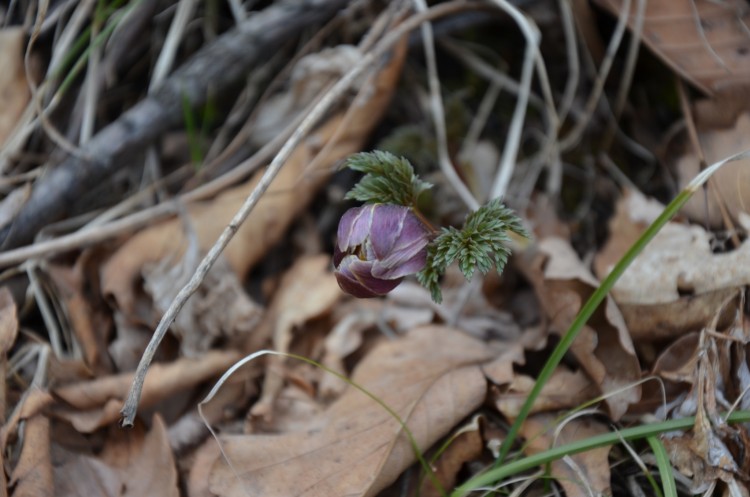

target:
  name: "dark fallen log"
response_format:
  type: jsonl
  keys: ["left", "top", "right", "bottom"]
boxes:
{"left": 0, "top": 0, "right": 349, "bottom": 250}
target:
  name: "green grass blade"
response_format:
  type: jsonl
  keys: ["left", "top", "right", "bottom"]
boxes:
{"left": 495, "top": 189, "right": 694, "bottom": 465}
{"left": 495, "top": 148, "right": 750, "bottom": 467}
{"left": 648, "top": 436, "right": 677, "bottom": 497}
{"left": 56, "top": 0, "right": 141, "bottom": 98}
{"left": 181, "top": 92, "right": 203, "bottom": 168}
{"left": 452, "top": 410, "right": 750, "bottom": 496}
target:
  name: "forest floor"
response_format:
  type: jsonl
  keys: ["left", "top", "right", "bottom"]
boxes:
{"left": 2, "top": 0, "right": 750, "bottom": 496}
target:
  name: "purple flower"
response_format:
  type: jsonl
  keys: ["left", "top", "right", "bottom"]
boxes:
{"left": 334, "top": 204, "right": 431, "bottom": 298}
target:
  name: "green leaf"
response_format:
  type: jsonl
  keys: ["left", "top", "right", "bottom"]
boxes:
{"left": 343, "top": 151, "right": 432, "bottom": 207}
{"left": 417, "top": 199, "right": 527, "bottom": 303}
{"left": 417, "top": 247, "right": 444, "bottom": 303}
{"left": 451, "top": 410, "right": 750, "bottom": 496}
{"left": 647, "top": 436, "right": 674, "bottom": 497}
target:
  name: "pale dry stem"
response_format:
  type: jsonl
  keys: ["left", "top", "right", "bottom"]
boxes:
{"left": 600, "top": 0, "right": 645, "bottom": 153}
{"left": 413, "top": 0, "right": 480, "bottom": 211}
{"left": 559, "top": 0, "right": 631, "bottom": 151}
{"left": 150, "top": 0, "right": 197, "bottom": 93}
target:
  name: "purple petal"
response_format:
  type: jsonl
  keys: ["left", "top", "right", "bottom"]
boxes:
{"left": 378, "top": 224, "right": 429, "bottom": 265}
{"left": 368, "top": 204, "right": 409, "bottom": 259}
{"left": 337, "top": 205, "right": 374, "bottom": 252}
{"left": 372, "top": 209, "right": 430, "bottom": 278}
{"left": 333, "top": 245, "right": 345, "bottom": 268}
{"left": 335, "top": 255, "right": 402, "bottom": 298}
{"left": 372, "top": 247, "right": 428, "bottom": 279}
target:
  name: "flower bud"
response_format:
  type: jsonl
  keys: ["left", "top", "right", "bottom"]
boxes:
{"left": 333, "top": 204, "right": 431, "bottom": 298}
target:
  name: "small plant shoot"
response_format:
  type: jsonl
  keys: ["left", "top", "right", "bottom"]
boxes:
{"left": 334, "top": 151, "right": 528, "bottom": 303}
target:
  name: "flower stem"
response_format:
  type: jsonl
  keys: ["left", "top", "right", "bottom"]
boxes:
{"left": 411, "top": 206, "right": 438, "bottom": 233}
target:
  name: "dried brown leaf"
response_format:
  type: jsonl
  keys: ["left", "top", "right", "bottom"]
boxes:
{"left": 592, "top": 0, "right": 750, "bottom": 94}
{"left": 144, "top": 241, "right": 262, "bottom": 357}
{"left": 481, "top": 347, "right": 524, "bottom": 387}
{"left": 251, "top": 46, "right": 362, "bottom": 147}
{"left": 0, "top": 286, "right": 18, "bottom": 497}
{"left": 493, "top": 367, "right": 599, "bottom": 419}
{"left": 53, "top": 350, "right": 240, "bottom": 432}
{"left": 206, "top": 326, "right": 495, "bottom": 497}
{"left": 9, "top": 415, "right": 53, "bottom": 497}
{"left": 660, "top": 330, "right": 750, "bottom": 492}
{"left": 0, "top": 287, "right": 18, "bottom": 356}
{"left": 520, "top": 237, "right": 641, "bottom": 419}
{"left": 595, "top": 189, "right": 744, "bottom": 340}
{"left": 520, "top": 414, "right": 612, "bottom": 497}
{"left": 678, "top": 112, "right": 750, "bottom": 226}
{"left": 251, "top": 254, "right": 340, "bottom": 419}
{"left": 419, "top": 416, "right": 484, "bottom": 497}
{"left": 188, "top": 439, "right": 222, "bottom": 497}
{"left": 319, "top": 302, "right": 381, "bottom": 399}
{"left": 653, "top": 332, "right": 700, "bottom": 384}
{"left": 46, "top": 259, "right": 113, "bottom": 375}
{"left": 53, "top": 415, "right": 178, "bottom": 497}
{"left": 0, "top": 28, "right": 30, "bottom": 148}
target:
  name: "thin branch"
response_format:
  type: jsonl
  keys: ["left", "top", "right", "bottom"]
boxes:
{"left": 600, "top": 0, "right": 645, "bottom": 152}
{"left": 149, "top": 0, "right": 198, "bottom": 92}
{"left": 558, "top": 0, "right": 631, "bottom": 151}
{"left": 555, "top": 0, "right": 579, "bottom": 125}
{"left": 487, "top": 0, "right": 540, "bottom": 200}
{"left": 412, "top": 0, "right": 480, "bottom": 211}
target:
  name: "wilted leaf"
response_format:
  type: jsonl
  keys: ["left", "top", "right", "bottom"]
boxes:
{"left": 53, "top": 415, "right": 178, "bottom": 497}
{"left": 653, "top": 332, "right": 700, "bottom": 384}
{"left": 660, "top": 328, "right": 750, "bottom": 492}
{"left": 592, "top": 0, "right": 750, "bottom": 94}
{"left": 206, "top": 326, "right": 495, "bottom": 497}
{"left": 319, "top": 302, "right": 381, "bottom": 399}
{"left": 520, "top": 237, "right": 641, "bottom": 419}
{"left": 53, "top": 351, "right": 240, "bottom": 432}
{"left": 187, "top": 438, "right": 222, "bottom": 497}
{"left": 0, "top": 28, "right": 30, "bottom": 148}
{"left": 9, "top": 415, "right": 53, "bottom": 497}
{"left": 251, "top": 45, "right": 362, "bottom": 147}
{"left": 677, "top": 112, "right": 750, "bottom": 226}
{"left": 0, "top": 287, "right": 18, "bottom": 357}
{"left": 251, "top": 254, "right": 341, "bottom": 419}
{"left": 46, "top": 259, "right": 114, "bottom": 375}
{"left": 520, "top": 414, "right": 612, "bottom": 497}
{"left": 0, "top": 287, "right": 20, "bottom": 497}
{"left": 493, "top": 366, "right": 599, "bottom": 419}
{"left": 481, "top": 340, "right": 529, "bottom": 387}
{"left": 144, "top": 240, "right": 262, "bottom": 357}
{"left": 595, "top": 189, "right": 744, "bottom": 340}
{"left": 420, "top": 416, "right": 484, "bottom": 497}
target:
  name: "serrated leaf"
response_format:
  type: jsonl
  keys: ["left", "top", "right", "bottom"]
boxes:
{"left": 343, "top": 151, "right": 432, "bottom": 206}
{"left": 417, "top": 246, "right": 444, "bottom": 304}
{"left": 415, "top": 199, "right": 528, "bottom": 303}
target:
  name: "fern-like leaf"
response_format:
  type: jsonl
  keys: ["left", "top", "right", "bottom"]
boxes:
{"left": 343, "top": 151, "right": 432, "bottom": 207}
